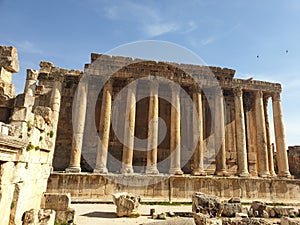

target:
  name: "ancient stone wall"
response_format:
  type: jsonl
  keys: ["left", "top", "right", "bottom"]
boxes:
{"left": 0, "top": 46, "right": 66, "bottom": 225}
{"left": 47, "top": 173, "right": 300, "bottom": 204}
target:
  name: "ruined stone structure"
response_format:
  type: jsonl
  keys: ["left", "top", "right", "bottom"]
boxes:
{"left": 53, "top": 53, "right": 290, "bottom": 178}
{"left": 0, "top": 45, "right": 299, "bottom": 225}
{"left": 0, "top": 46, "right": 77, "bottom": 225}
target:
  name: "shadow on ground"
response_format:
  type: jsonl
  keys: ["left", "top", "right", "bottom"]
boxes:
{"left": 80, "top": 211, "right": 118, "bottom": 218}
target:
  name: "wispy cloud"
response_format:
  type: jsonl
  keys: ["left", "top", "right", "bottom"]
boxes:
{"left": 143, "top": 23, "right": 179, "bottom": 37}
{"left": 15, "top": 40, "right": 42, "bottom": 54}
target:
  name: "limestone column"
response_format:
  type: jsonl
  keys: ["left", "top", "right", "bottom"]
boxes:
{"left": 48, "top": 71, "right": 64, "bottom": 167}
{"left": 264, "top": 96, "right": 276, "bottom": 176}
{"left": 272, "top": 92, "right": 291, "bottom": 177}
{"left": 255, "top": 91, "right": 270, "bottom": 177}
{"left": 214, "top": 89, "right": 227, "bottom": 176}
{"left": 192, "top": 86, "right": 206, "bottom": 176}
{"left": 94, "top": 81, "right": 113, "bottom": 174}
{"left": 24, "top": 69, "right": 38, "bottom": 96}
{"left": 146, "top": 80, "right": 159, "bottom": 174}
{"left": 121, "top": 82, "right": 137, "bottom": 174}
{"left": 234, "top": 88, "right": 249, "bottom": 177}
{"left": 169, "top": 84, "right": 183, "bottom": 175}
{"left": 66, "top": 79, "right": 87, "bottom": 173}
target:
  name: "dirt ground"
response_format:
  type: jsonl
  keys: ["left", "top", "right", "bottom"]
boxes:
{"left": 72, "top": 203, "right": 194, "bottom": 225}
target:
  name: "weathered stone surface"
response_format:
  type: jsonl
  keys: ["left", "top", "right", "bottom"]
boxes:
{"left": 193, "top": 213, "right": 222, "bottom": 225}
{"left": 248, "top": 201, "right": 268, "bottom": 218}
{"left": 222, "top": 201, "right": 242, "bottom": 217}
{"left": 40, "top": 193, "right": 71, "bottom": 211}
{"left": 192, "top": 192, "right": 223, "bottom": 217}
{"left": 112, "top": 192, "right": 141, "bottom": 217}
{"left": 222, "top": 217, "right": 272, "bottom": 225}
{"left": 0, "top": 46, "right": 19, "bottom": 72}
{"left": 281, "top": 216, "right": 300, "bottom": 225}
{"left": 22, "top": 209, "right": 56, "bottom": 225}
{"left": 288, "top": 146, "right": 300, "bottom": 178}
{"left": 34, "top": 107, "right": 52, "bottom": 124}
{"left": 55, "top": 209, "right": 75, "bottom": 224}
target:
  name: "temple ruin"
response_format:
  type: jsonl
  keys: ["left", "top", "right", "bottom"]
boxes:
{"left": 0, "top": 45, "right": 299, "bottom": 225}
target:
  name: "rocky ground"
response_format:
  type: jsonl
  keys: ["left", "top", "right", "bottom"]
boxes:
{"left": 72, "top": 203, "right": 300, "bottom": 225}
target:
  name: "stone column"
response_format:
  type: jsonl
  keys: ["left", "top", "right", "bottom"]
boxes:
{"left": 48, "top": 70, "right": 64, "bottom": 166}
{"left": 94, "top": 81, "right": 113, "bottom": 174}
{"left": 214, "top": 89, "right": 227, "bottom": 176}
{"left": 255, "top": 91, "right": 270, "bottom": 177}
{"left": 66, "top": 79, "right": 87, "bottom": 173}
{"left": 272, "top": 92, "right": 291, "bottom": 177}
{"left": 24, "top": 69, "right": 38, "bottom": 96}
{"left": 264, "top": 96, "right": 276, "bottom": 176}
{"left": 192, "top": 86, "right": 206, "bottom": 176}
{"left": 169, "top": 84, "right": 183, "bottom": 175}
{"left": 121, "top": 82, "right": 137, "bottom": 174}
{"left": 234, "top": 88, "right": 249, "bottom": 177}
{"left": 146, "top": 80, "right": 159, "bottom": 174}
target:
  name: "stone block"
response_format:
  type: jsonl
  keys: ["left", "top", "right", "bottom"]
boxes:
{"left": 55, "top": 208, "right": 75, "bottom": 224}
{"left": 222, "top": 201, "right": 242, "bottom": 217}
{"left": 192, "top": 192, "right": 223, "bottom": 217}
{"left": 112, "top": 192, "right": 141, "bottom": 217}
{"left": 22, "top": 209, "right": 56, "bottom": 225}
{"left": 0, "top": 46, "right": 19, "bottom": 72}
{"left": 41, "top": 193, "right": 71, "bottom": 211}
{"left": 194, "top": 213, "right": 222, "bottom": 225}
{"left": 281, "top": 216, "right": 300, "bottom": 225}
{"left": 0, "top": 67, "right": 12, "bottom": 83}
{"left": 34, "top": 107, "right": 52, "bottom": 124}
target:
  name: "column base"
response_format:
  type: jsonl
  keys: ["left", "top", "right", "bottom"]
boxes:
{"left": 169, "top": 168, "right": 183, "bottom": 175}
{"left": 269, "top": 171, "right": 277, "bottom": 177}
{"left": 215, "top": 170, "right": 229, "bottom": 177}
{"left": 238, "top": 172, "right": 250, "bottom": 177}
{"left": 192, "top": 169, "right": 207, "bottom": 176}
{"left": 278, "top": 171, "right": 291, "bottom": 178}
{"left": 146, "top": 166, "right": 159, "bottom": 175}
{"left": 121, "top": 166, "right": 134, "bottom": 174}
{"left": 93, "top": 167, "right": 108, "bottom": 174}
{"left": 258, "top": 171, "right": 271, "bottom": 178}
{"left": 65, "top": 166, "right": 81, "bottom": 173}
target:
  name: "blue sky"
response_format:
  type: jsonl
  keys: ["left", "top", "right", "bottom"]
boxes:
{"left": 0, "top": 0, "right": 299, "bottom": 146}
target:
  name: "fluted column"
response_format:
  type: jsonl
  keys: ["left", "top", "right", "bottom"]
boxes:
{"left": 234, "top": 88, "right": 249, "bottom": 177}
{"left": 272, "top": 92, "right": 291, "bottom": 177}
{"left": 146, "top": 80, "right": 159, "bottom": 174}
{"left": 169, "top": 84, "right": 183, "bottom": 175}
{"left": 121, "top": 82, "right": 137, "bottom": 174}
{"left": 94, "top": 81, "right": 113, "bottom": 174}
{"left": 255, "top": 91, "right": 270, "bottom": 177}
{"left": 214, "top": 89, "right": 227, "bottom": 176}
{"left": 66, "top": 80, "right": 87, "bottom": 173}
{"left": 192, "top": 86, "right": 206, "bottom": 176}
{"left": 264, "top": 96, "right": 276, "bottom": 176}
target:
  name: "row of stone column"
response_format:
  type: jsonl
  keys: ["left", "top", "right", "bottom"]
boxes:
{"left": 66, "top": 80, "right": 291, "bottom": 177}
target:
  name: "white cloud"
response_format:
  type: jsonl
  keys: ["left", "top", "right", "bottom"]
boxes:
{"left": 15, "top": 40, "right": 42, "bottom": 54}
{"left": 143, "top": 23, "right": 180, "bottom": 37}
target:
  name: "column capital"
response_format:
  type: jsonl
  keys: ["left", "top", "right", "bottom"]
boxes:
{"left": 256, "top": 90, "right": 264, "bottom": 98}
{"left": 233, "top": 87, "right": 243, "bottom": 97}
{"left": 272, "top": 92, "right": 281, "bottom": 102}
{"left": 26, "top": 69, "right": 39, "bottom": 80}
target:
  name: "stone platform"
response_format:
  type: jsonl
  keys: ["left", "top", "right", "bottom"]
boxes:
{"left": 47, "top": 172, "right": 300, "bottom": 204}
